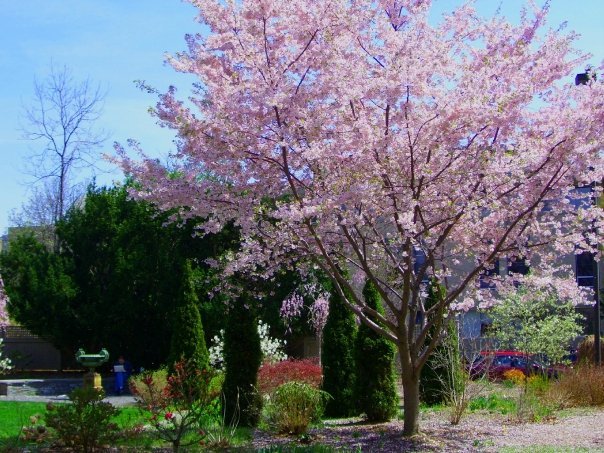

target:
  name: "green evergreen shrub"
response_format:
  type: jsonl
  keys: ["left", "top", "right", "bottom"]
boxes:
{"left": 45, "top": 387, "right": 120, "bottom": 452}
{"left": 321, "top": 277, "right": 357, "bottom": 417}
{"left": 354, "top": 280, "right": 398, "bottom": 422}
{"left": 419, "top": 279, "right": 461, "bottom": 406}
{"left": 168, "top": 261, "right": 209, "bottom": 372}
{"left": 222, "top": 292, "right": 262, "bottom": 427}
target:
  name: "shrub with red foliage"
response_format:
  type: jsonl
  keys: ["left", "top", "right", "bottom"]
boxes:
{"left": 258, "top": 359, "right": 323, "bottom": 395}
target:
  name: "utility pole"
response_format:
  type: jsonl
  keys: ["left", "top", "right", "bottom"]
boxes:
{"left": 595, "top": 181, "right": 602, "bottom": 366}
{"left": 575, "top": 68, "right": 601, "bottom": 366}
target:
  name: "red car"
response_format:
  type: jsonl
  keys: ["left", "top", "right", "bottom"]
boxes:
{"left": 469, "top": 350, "right": 560, "bottom": 380}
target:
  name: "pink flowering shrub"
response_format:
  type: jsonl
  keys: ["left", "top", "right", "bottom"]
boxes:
{"left": 258, "top": 358, "right": 322, "bottom": 395}
{"left": 130, "top": 359, "right": 219, "bottom": 452}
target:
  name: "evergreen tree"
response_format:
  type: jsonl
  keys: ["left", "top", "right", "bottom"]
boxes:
{"left": 354, "top": 280, "right": 398, "bottom": 421}
{"left": 321, "top": 277, "right": 357, "bottom": 417}
{"left": 168, "top": 261, "right": 209, "bottom": 372}
{"left": 419, "top": 279, "right": 459, "bottom": 406}
{"left": 0, "top": 184, "right": 239, "bottom": 369}
{"left": 0, "top": 234, "right": 79, "bottom": 367}
{"left": 222, "top": 292, "right": 262, "bottom": 427}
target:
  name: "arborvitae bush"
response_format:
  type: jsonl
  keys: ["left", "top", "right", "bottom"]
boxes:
{"left": 354, "top": 280, "right": 398, "bottom": 422}
{"left": 420, "top": 279, "right": 461, "bottom": 406}
{"left": 321, "top": 277, "right": 357, "bottom": 417}
{"left": 168, "top": 261, "right": 209, "bottom": 372}
{"left": 222, "top": 292, "right": 262, "bottom": 427}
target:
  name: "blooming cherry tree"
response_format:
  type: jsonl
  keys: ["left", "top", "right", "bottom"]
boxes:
{"left": 118, "top": 0, "right": 604, "bottom": 435}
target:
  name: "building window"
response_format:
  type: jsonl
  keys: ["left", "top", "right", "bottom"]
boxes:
{"left": 576, "top": 251, "right": 596, "bottom": 288}
{"left": 508, "top": 256, "right": 529, "bottom": 275}
{"left": 479, "top": 259, "right": 499, "bottom": 289}
{"left": 413, "top": 248, "right": 430, "bottom": 283}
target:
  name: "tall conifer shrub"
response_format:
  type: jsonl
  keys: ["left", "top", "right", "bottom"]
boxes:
{"left": 354, "top": 280, "right": 398, "bottom": 421}
{"left": 321, "top": 278, "right": 357, "bottom": 417}
{"left": 168, "top": 261, "right": 209, "bottom": 372}
{"left": 223, "top": 292, "right": 262, "bottom": 427}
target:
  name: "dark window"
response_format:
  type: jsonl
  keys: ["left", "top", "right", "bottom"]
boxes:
{"left": 508, "top": 256, "right": 529, "bottom": 275}
{"left": 480, "top": 322, "right": 492, "bottom": 336}
{"left": 479, "top": 259, "right": 499, "bottom": 289}
{"left": 576, "top": 251, "right": 596, "bottom": 288}
{"left": 413, "top": 248, "right": 430, "bottom": 283}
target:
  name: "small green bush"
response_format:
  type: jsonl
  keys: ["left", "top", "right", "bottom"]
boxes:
{"left": 45, "top": 386, "right": 120, "bottom": 452}
{"left": 469, "top": 394, "right": 516, "bottom": 414}
{"left": 130, "top": 358, "right": 220, "bottom": 452}
{"left": 264, "top": 382, "right": 330, "bottom": 435}
{"left": 129, "top": 367, "right": 168, "bottom": 401}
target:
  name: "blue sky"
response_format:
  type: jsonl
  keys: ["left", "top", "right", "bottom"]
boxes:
{"left": 1, "top": 0, "right": 603, "bottom": 233}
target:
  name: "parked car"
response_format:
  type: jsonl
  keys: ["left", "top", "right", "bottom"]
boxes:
{"left": 469, "top": 350, "right": 567, "bottom": 380}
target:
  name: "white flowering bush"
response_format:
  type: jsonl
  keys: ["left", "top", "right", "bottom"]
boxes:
{"left": 209, "top": 320, "right": 287, "bottom": 371}
{"left": 0, "top": 338, "right": 11, "bottom": 374}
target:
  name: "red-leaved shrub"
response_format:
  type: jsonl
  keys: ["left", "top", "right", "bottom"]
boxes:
{"left": 258, "top": 359, "right": 322, "bottom": 395}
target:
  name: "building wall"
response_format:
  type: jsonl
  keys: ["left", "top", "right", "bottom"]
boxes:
{"left": 1, "top": 326, "right": 61, "bottom": 370}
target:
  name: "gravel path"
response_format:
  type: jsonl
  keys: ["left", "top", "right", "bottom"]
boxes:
{"left": 252, "top": 408, "right": 604, "bottom": 452}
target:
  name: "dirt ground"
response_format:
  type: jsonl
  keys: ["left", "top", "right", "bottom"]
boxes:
{"left": 252, "top": 406, "right": 604, "bottom": 452}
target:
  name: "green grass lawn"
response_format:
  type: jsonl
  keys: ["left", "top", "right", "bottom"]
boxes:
{"left": 0, "top": 400, "right": 254, "bottom": 451}
{"left": 0, "top": 401, "right": 145, "bottom": 439}
{"left": 0, "top": 401, "right": 48, "bottom": 440}
{"left": 0, "top": 401, "right": 151, "bottom": 450}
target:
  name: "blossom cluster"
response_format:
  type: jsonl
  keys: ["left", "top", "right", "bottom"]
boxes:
{"left": 0, "top": 276, "right": 9, "bottom": 329}
{"left": 281, "top": 283, "right": 330, "bottom": 334}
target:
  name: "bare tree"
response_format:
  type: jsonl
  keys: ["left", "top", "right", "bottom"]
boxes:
{"left": 17, "top": 65, "right": 106, "bottom": 247}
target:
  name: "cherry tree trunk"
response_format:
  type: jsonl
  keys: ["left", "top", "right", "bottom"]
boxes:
{"left": 401, "top": 371, "right": 421, "bottom": 437}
